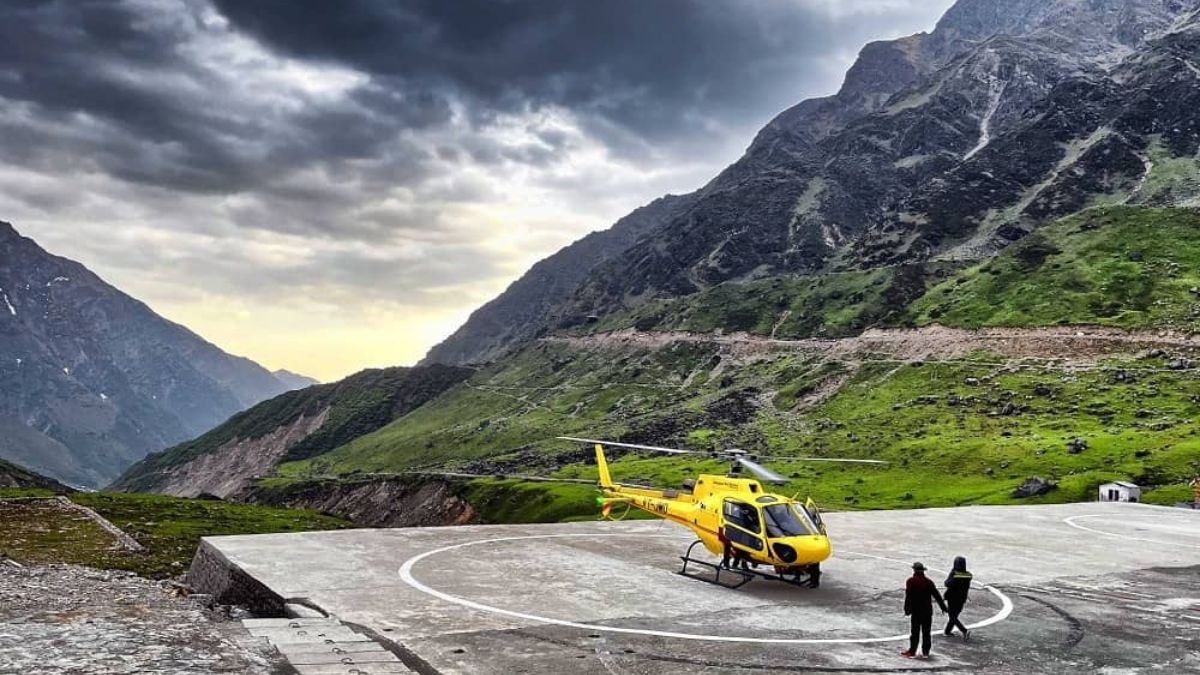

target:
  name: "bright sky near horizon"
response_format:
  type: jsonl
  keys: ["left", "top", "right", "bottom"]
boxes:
{"left": 0, "top": 0, "right": 955, "bottom": 381}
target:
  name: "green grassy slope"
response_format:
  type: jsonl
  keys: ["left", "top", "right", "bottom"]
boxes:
{"left": 587, "top": 207, "right": 1200, "bottom": 338}
{"left": 277, "top": 344, "right": 1200, "bottom": 519}
{"left": 587, "top": 264, "right": 957, "bottom": 338}
{"left": 280, "top": 340, "right": 725, "bottom": 476}
{"left": 910, "top": 207, "right": 1200, "bottom": 330}
{"left": 0, "top": 490, "right": 350, "bottom": 577}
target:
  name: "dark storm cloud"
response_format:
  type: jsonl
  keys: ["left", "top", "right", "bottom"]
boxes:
{"left": 0, "top": 0, "right": 448, "bottom": 199}
{"left": 0, "top": 0, "right": 954, "bottom": 375}
{"left": 0, "top": 0, "right": 947, "bottom": 212}
{"left": 210, "top": 0, "right": 925, "bottom": 156}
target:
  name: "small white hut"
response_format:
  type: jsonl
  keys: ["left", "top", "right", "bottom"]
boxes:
{"left": 1098, "top": 481, "right": 1141, "bottom": 503}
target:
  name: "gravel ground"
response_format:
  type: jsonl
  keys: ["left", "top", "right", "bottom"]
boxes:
{"left": 0, "top": 561, "right": 289, "bottom": 675}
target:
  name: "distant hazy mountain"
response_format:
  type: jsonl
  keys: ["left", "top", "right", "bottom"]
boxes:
{"left": 273, "top": 369, "right": 320, "bottom": 391}
{"left": 424, "top": 0, "right": 1199, "bottom": 365}
{"left": 0, "top": 222, "right": 298, "bottom": 487}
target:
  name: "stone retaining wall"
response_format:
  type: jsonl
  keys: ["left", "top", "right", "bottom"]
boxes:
{"left": 186, "top": 539, "right": 285, "bottom": 616}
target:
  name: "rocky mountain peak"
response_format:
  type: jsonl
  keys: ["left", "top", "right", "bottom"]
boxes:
{"left": 934, "top": 0, "right": 1191, "bottom": 60}
{"left": 424, "top": 0, "right": 1200, "bottom": 367}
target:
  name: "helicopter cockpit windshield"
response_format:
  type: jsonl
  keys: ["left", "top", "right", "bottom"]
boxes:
{"left": 764, "top": 503, "right": 820, "bottom": 537}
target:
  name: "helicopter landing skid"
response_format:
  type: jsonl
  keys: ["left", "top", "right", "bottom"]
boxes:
{"left": 676, "top": 540, "right": 819, "bottom": 590}
{"left": 677, "top": 540, "right": 755, "bottom": 589}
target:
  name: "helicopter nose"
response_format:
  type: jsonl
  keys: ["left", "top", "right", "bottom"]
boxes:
{"left": 795, "top": 535, "right": 831, "bottom": 563}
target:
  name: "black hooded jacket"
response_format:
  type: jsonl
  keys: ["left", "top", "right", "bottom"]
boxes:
{"left": 944, "top": 556, "right": 973, "bottom": 607}
{"left": 905, "top": 571, "right": 947, "bottom": 617}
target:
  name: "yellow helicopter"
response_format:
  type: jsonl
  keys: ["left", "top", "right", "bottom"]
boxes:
{"left": 559, "top": 437, "right": 887, "bottom": 589}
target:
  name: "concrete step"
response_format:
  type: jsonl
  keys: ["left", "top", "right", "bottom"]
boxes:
{"left": 243, "top": 617, "right": 341, "bottom": 629}
{"left": 242, "top": 616, "right": 416, "bottom": 673}
{"left": 292, "top": 664, "right": 415, "bottom": 675}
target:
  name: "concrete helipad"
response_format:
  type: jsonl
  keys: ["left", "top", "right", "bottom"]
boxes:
{"left": 192, "top": 502, "right": 1200, "bottom": 674}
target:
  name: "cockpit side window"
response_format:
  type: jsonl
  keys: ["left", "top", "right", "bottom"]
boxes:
{"left": 723, "top": 499, "right": 761, "bottom": 534}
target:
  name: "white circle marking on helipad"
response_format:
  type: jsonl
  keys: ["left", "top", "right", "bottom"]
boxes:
{"left": 397, "top": 532, "right": 1013, "bottom": 644}
{"left": 1064, "top": 514, "right": 1200, "bottom": 550}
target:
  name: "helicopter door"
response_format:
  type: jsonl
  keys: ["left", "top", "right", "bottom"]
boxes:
{"left": 722, "top": 499, "right": 764, "bottom": 552}
{"left": 805, "top": 498, "right": 826, "bottom": 535}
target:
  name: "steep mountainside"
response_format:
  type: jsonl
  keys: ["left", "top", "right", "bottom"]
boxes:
{"left": 422, "top": 194, "right": 695, "bottom": 365}
{"left": 0, "top": 223, "right": 298, "bottom": 487}
{"left": 275, "top": 208, "right": 1199, "bottom": 509}
{"left": 113, "top": 364, "right": 472, "bottom": 497}
{"left": 423, "top": 0, "right": 1196, "bottom": 365}
{"left": 561, "top": 0, "right": 1194, "bottom": 322}
{"left": 158, "top": 206, "right": 1200, "bottom": 523}
{"left": 0, "top": 458, "right": 68, "bottom": 491}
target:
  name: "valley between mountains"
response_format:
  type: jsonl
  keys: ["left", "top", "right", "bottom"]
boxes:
{"left": 115, "top": 206, "right": 1200, "bottom": 525}
{"left": 53, "top": 0, "right": 1200, "bottom": 528}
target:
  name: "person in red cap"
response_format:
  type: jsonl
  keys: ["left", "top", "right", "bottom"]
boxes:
{"left": 901, "top": 561, "right": 947, "bottom": 659}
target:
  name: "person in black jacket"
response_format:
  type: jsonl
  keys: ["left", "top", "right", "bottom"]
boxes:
{"left": 901, "top": 562, "right": 947, "bottom": 659}
{"left": 943, "top": 556, "right": 973, "bottom": 639}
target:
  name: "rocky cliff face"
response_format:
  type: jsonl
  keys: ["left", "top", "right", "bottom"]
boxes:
{"left": 424, "top": 0, "right": 1197, "bottom": 365}
{"left": 0, "top": 223, "right": 297, "bottom": 487}
{"left": 560, "top": 0, "right": 1194, "bottom": 320}
{"left": 241, "top": 478, "right": 475, "bottom": 528}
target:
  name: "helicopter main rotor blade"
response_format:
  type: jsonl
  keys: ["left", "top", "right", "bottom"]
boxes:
{"left": 756, "top": 454, "right": 889, "bottom": 465}
{"left": 398, "top": 470, "right": 599, "bottom": 485}
{"left": 557, "top": 437, "right": 696, "bottom": 455}
{"left": 736, "top": 457, "right": 789, "bottom": 484}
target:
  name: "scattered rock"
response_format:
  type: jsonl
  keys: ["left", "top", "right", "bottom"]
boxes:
{"left": 1012, "top": 477, "right": 1058, "bottom": 498}
{"left": 1033, "top": 383, "right": 1053, "bottom": 396}
{"left": 1066, "top": 437, "right": 1089, "bottom": 454}
{"left": 0, "top": 563, "right": 283, "bottom": 674}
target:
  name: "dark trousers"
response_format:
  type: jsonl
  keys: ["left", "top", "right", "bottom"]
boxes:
{"left": 945, "top": 602, "right": 968, "bottom": 635}
{"left": 909, "top": 613, "right": 933, "bottom": 655}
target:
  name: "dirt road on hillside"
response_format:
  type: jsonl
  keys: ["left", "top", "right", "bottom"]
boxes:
{"left": 549, "top": 325, "right": 1200, "bottom": 365}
